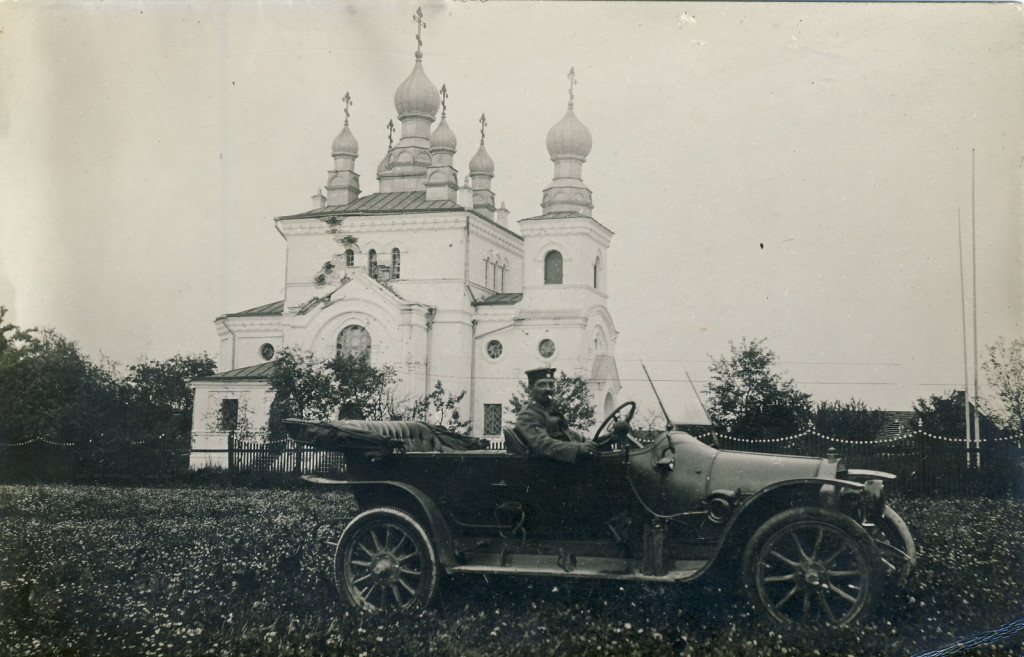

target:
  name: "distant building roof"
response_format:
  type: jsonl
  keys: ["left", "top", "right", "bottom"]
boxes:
{"left": 878, "top": 411, "right": 918, "bottom": 440}
{"left": 223, "top": 301, "right": 284, "bottom": 318}
{"left": 279, "top": 191, "right": 461, "bottom": 219}
{"left": 473, "top": 292, "right": 523, "bottom": 306}
{"left": 193, "top": 361, "right": 277, "bottom": 382}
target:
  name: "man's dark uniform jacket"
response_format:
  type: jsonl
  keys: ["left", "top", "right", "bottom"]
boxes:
{"left": 512, "top": 400, "right": 587, "bottom": 463}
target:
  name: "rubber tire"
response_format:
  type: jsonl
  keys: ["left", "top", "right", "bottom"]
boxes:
{"left": 335, "top": 507, "right": 437, "bottom": 613}
{"left": 741, "top": 507, "right": 883, "bottom": 631}
{"left": 870, "top": 505, "right": 917, "bottom": 589}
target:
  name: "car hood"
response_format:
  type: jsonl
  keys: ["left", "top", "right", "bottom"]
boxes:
{"left": 627, "top": 432, "right": 840, "bottom": 515}
{"left": 706, "top": 449, "right": 837, "bottom": 495}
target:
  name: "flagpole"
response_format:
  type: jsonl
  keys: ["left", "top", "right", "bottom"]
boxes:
{"left": 958, "top": 209, "right": 971, "bottom": 463}
{"left": 971, "top": 149, "right": 982, "bottom": 465}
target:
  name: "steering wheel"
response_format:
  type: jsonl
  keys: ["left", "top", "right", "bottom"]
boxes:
{"left": 593, "top": 401, "right": 637, "bottom": 447}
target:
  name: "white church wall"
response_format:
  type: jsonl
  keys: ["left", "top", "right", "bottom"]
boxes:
{"left": 189, "top": 380, "right": 274, "bottom": 469}
{"left": 215, "top": 317, "right": 283, "bottom": 371}
{"left": 465, "top": 217, "right": 524, "bottom": 293}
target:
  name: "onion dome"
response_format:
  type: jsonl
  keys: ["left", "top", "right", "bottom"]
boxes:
{"left": 394, "top": 55, "right": 440, "bottom": 121}
{"left": 469, "top": 143, "right": 494, "bottom": 176}
{"left": 546, "top": 107, "right": 592, "bottom": 160}
{"left": 332, "top": 124, "right": 358, "bottom": 157}
{"left": 377, "top": 151, "right": 391, "bottom": 177}
{"left": 430, "top": 117, "right": 457, "bottom": 152}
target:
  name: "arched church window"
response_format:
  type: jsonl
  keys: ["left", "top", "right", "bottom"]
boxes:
{"left": 345, "top": 249, "right": 354, "bottom": 267}
{"left": 368, "top": 250, "right": 377, "bottom": 278}
{"left": 498, "top": 265, "right": 506, "bottom": 293}
{"left": 391, "top": 248, "right": 401, "bottom": 280}
{"left": 484, "top": 258, "right": 492, "bottom": 288}
{"left": 337, "top": 325, "right": 371, "bottom": 360}
{"left": 593, "top": 255, "right": 601, "bottom": 289}
{"left": 604, "top": 392, "right": 615, "bottom": 416}
{"left": 491, "top": 261, "right": 498, "bottom": 290}
{"left": 544, "top": 250, "right": 563, "bottom": 285}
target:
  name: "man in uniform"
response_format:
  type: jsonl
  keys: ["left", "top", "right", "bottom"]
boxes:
{"left": 511, "top": 368, "right": 600, "bottom": 463}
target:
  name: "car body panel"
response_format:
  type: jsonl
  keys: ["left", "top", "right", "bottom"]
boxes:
{"left": 293, "top": 416, "right": 915, "bottom": 625}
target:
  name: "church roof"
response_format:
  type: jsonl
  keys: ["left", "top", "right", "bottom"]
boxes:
{"left": 280, "top": 192, "right": 461, "bottom": 220}
{"left": 518, "top": 211, "right": 613, "bottom": 233}
{"left": 193, "top": 361, "right": 277, "bottom": 382}
{"left": 473, "top": 292, "right": 523, "bottom": 306}
{"left": 223, "top": 300, "right": 284, "bottom": 317}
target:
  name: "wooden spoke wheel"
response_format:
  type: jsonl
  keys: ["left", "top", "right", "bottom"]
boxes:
{"left": 742, "top": 508, "right": 882, "bottom": 630}
{"left": 867, "top": 505, "right": 917, "bottom": 588}
{"left": 335, "top": 508, "right": 437, "bottom": 613}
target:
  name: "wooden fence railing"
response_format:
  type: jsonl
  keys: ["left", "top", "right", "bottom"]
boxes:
{"left": 226, "top": 438, "right": 346, "bottom": 477}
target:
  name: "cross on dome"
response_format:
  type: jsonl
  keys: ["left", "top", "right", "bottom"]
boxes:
{"left": 440, "top": 84, "right": 448, "bottom": 118}
{"left": 413, "top": 7, "right": 427, "bottom": 57}
{"left": 342, "top": 91, "right": 352, "bottom": 125}
{"left": 479, "top": 113, "right": 487, "bottom": 144}
{"left": 568, "top": 67, "right": 577, "bottom": 109}
{"left": 386, "top": 119, "right": 395, "bottom": 150}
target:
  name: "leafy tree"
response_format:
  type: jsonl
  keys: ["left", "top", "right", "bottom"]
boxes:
{"left": 266, "top": 349, "right": 347, "bottom": 438}
{"left": 0, "top": 306, "right": 33, "bottom": 355}
{"left": 914, "top": 390, "right": 999, "bottom": 439}
{"left": 506, "top": 372, "right": 596, "bottom": 431}
{"left": 981, "top": 337, "right": 1024, "bottom": 434}
{"left": 122, "top": 354, "right": 216, "bottom": 448}
{"left": 704, "top": 337, "right": 812, "bottom": 439}
{"left": 266, "top": 349, "right": 404, "bottom": 438}
{"left": 0, "top": 329, "right": 122, "bottom": 446}
{"left": 813, "top": 399, "right": 889, "bottom": 442}
{"left": 327, "top": 353, "right": 400, "bottom": 421}
{"left": 407, "top": 380, "right": 470, "bottom": 431}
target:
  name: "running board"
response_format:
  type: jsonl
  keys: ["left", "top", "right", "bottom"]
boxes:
{"left": 446, "top": 554, "right": 706, "bottom": 582}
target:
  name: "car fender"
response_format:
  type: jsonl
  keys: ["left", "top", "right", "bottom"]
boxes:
{"left": 302, "top": 476, "right": 460, "bottom": 568}
{"left": 703, "top": 477, "right": 869, "bottom": 569}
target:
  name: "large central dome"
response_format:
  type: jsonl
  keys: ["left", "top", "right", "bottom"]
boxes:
{"left": 394, "top": 55, "right": 440, "bottom": 121}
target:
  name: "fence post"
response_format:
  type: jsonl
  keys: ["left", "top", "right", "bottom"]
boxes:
{"left": 228, "top": 431, "right": 235, "bottom": 472}
{"left": 293, "top": 440, "right": 302, "bottom": 475}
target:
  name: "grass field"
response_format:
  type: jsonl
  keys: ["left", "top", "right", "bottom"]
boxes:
{"left": 1, "top": 484, "right": 1022, "bottom": 657}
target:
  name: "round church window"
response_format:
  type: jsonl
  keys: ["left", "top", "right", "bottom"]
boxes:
{"left": 538, "top": 339, "right": 555, "bottom": 359}
{"left": 486, "top": 340, "right": 503, "bottom": 359}
{"left": 260, "top": 343, "right": 275, "bottom": 361}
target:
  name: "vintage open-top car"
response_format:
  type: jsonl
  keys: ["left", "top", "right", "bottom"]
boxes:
{"left": 286, "top": 401, "right": 916, "bottom": 631}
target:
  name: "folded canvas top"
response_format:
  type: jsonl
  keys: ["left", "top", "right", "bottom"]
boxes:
{"left": 283, "top": 419, "right": 489, "bottom": 459}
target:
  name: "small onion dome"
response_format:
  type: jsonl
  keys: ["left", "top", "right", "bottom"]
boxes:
{"left": 546, "top": 107, "right": 592, "bottom": 160}
{"left": 332, "top": 124, "right": 358, "bottom": 157}
{"left": 469, "top": 143, "right": 494, "bottom": 176}
{"left": 394, "top": 57, "right": 440, "bottom": 120}
{"left": 430, "top": 117, "right": 457, "bottom": 152}
{"left": 377, "top": 150, "right": 392, "bottom": 176}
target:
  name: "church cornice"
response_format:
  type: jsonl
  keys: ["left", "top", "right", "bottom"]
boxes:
{"left": 468, "top": 217, "right": 525, "bottom": 255}
{"left": 518, "top": 215, "right": 613, "bottom": 247}
{"left": 215, "top": 315, "right": 283, "bottom": 335}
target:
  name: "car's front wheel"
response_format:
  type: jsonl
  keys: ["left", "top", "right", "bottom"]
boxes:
{"left": 741, "top": 507, "right": 882, "bottom": 630}
{"left": 335, "top": 507, "right": 437, "bottom": 612}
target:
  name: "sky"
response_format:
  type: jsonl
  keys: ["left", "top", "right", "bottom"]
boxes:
{"left": 1, "top": 1, "right": 1021, "bottom": 416}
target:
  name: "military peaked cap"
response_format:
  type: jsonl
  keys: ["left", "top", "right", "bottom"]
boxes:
{"left": 526, "top": 368, "right": 557, "bottom": 387}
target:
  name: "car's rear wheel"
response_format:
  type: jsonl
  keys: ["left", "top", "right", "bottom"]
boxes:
{"left": 742, "top": 507, "right": 882, "bottom": 630}
{"left": 335, "top": 507, "right": 437, "bottom": 612}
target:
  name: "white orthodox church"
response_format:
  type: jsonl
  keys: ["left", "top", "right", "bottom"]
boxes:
{"left": 190, "top": 21, "right": 620, "bottom": 463}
